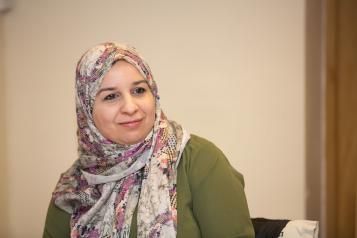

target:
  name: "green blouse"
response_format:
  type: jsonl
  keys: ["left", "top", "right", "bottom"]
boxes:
{"left": 43, "top": 135, "right": 254, "bottom": 238}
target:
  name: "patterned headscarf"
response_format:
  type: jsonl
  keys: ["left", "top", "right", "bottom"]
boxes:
{"left": 52, "top": 42, "right": 190, "bottom": 238}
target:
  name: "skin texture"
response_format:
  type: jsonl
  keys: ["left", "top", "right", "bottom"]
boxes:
{"left": 92, "top": 61, "right": 156, "bottom": 145}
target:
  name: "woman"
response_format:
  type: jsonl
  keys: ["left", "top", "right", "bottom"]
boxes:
{"left": 43, "top": 42, "right": 254, "bottom": 238}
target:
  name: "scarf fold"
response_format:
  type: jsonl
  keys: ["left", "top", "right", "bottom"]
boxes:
{"left": 52, "top": 42, "right": 189, "bottom": 238}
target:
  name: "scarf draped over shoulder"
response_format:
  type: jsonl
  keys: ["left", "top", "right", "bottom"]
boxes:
{"left": 52, "top": 42, "right": 190, "bottom": 238}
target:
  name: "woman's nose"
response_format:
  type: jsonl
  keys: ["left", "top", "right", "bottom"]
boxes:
{"left": 120, "top": 95, "right": 138, "bottom": 115}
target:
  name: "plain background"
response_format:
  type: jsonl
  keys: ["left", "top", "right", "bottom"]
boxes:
{"left": 1, "top": 0, "right": 307, "bottom": 236}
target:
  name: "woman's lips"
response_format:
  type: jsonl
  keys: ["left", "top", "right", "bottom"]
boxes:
{"left": 119, "top": 119, "right": 143, "bottom": 128}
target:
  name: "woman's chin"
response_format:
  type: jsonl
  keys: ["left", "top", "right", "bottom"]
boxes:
{"left": 113, "top": 134, "right": 147, "bottom": 146}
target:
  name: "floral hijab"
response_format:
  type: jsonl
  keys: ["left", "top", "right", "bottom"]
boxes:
{"left": 52, "top": 42, "right": 190, "bottom": 238}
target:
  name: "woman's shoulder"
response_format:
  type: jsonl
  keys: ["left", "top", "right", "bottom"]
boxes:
{"left": 43, "top": 200, "right": 71, "bottom": 237}
{"left": 183, "top": 134, "right": 224, "bottom": 157}
{"left": 180, "top": 134, "right": 243, "bottom": 186}
{"left": 182, "top": 134, "right": 229, "bottom": 167}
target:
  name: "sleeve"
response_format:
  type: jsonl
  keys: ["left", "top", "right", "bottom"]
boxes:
{"left": 43, "top": 200, "right": 71, "bottom": 238}
{"left": 187, "top": 137, "right": 255, "bottom": 238}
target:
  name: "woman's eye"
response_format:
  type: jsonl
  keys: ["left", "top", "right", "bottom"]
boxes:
{"left": 103, "top": 93, "right": 119, "bottom": 101}
{"left": 132, "top": 87, "right": 146, "bottom": 95}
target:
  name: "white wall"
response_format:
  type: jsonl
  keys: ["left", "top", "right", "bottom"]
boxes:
{"left": 0, "top": 14, "right": 10, "bottom": 238}
{"left": 2, "top": 0, "right": 305, "bottom": 236}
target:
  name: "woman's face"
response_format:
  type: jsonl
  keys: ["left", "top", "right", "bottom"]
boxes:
{"left": 92, "top": 61, "right": 156, "bottom": 145}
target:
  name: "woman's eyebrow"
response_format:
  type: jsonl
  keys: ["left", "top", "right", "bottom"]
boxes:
{"left": 97, "top": 80, "right": 148, "bottom": 95}
{"left": 97, "top": 87, "right": 116, "bottom": 95}
{"left": 132, "top": 79, "right": 147, "bottom": 85}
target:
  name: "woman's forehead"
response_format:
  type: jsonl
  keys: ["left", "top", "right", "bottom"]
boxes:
{"left": 98, "top": 61, "right": 147, "bottom": 88}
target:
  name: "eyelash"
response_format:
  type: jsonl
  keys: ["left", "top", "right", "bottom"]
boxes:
{"left": 132, "top": 87, "right": 146, "bottom": 95}
{"left": 103, "top": 93, "right": 119, "bottom": 101}
{"left": 102, "top": 87, "right": 147, "bottom": 101}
